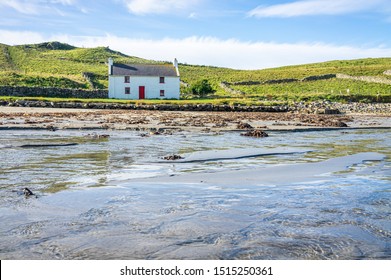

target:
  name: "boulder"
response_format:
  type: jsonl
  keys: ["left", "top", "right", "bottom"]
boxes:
{"left": 163, "top": 154, "right": 183, "bottom": 160}
{"left": 241, "top": 130, "right": 269, "bottom": 138}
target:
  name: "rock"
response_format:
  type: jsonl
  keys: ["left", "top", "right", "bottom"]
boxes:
{"left": 23, "top": 187, "right": 34, "bottom": 197}
{"left": 237, "top": 122, "right": 253, "bottom": 129}
{"left": 241, "top": 130, "right": 269, "bottom": 138}
{"left": 334, "top": 121, "right": 348, "bottom": 127}
{"left": 324, "top": 108, "right": 341, "bottom": 115}
{"left": 46, "top": 125, "right": 57, "bottom": 131}
{"left": 150, "top": 131, "right": 161, "bottom": 135}
{"left": 163, "top": 154, "right": 183, "bottom": 160}
{"left": 85, "top": 133, "right": 110, "bottom": 139}
{"left": 140, "top": 133, "right": 149, "bottom": 137}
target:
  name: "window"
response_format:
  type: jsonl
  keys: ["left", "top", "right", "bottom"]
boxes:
{"left": 160, "top": 90, "right": 165, "bottom": 97}
{"left": 124, "top": 76, "right": 130, "bottom": 83}
{"left": 125, "top": 87, "right": 130, "bottom": 94}
{"left": 159, "top": 77, "right": 165, "bottom": 84}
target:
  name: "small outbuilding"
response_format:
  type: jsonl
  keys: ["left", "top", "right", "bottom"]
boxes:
{"left": 108, "top": 58, "right": 180, "bottom": 100}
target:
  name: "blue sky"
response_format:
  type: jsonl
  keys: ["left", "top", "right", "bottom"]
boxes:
{"left": 0, "top": 0, "right": 390, "bottom": 69}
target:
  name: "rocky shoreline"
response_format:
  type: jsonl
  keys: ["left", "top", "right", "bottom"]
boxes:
{"left": 1, "top": 99, "right": 391, "bottom": 115}
{"left": 0, "top": 104, "right": 390, "bottom": 132}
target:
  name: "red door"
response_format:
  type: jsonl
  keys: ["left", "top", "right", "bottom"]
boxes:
{"left": 139, "top": 86, "right": 145, "bottom": 99}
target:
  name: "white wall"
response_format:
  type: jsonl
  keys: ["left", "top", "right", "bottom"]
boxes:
{"left": 108, "top": 76, "right": 180, "bottom": 100}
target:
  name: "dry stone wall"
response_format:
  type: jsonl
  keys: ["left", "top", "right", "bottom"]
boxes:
{"left": 2, "top": 99, "right": 390, "bottom": 114}
{"left": 82, "top": 72, "right": 97, "bottom": 90}
{"left": 336, "top": 74, "right": 391, "bottom": 85}
{"left": 1, "top": 99, "right": 290, "bottom": 112}
{"left": 226, "top": 74, "right": 337, "bottom": 87}
{"left": 0, "top": 86, "right": 108, "bottom": 99}
{"left": 301, "top": 74, "right": 336, "bottom": 82}
{"left": 219, "top": 82, "right": 245, "bottom": 95}
{"left": 220, "top": 74, "right": 337, "bottom": 95}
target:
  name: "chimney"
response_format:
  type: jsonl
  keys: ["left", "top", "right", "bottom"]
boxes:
{"left": 108, "top": 57, "right": 113, "bottom": 75}
{"left": 173, "top": 58, "right": 179, "bottom": 76}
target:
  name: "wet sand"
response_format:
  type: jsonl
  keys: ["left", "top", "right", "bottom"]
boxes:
{"left": 0, "top": 106, "right": 390, "bottom": 131}
{"left": 134, "top": 152, "right": 386, "bottom": 187}
{"left": 0, "top": 119, "right": 390, "bottom": 260}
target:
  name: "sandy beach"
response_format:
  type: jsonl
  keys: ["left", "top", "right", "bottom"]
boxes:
{"left": 0, "top": 106, "right": 390, "bottom": 132}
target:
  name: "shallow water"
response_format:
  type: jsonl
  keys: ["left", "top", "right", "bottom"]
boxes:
{"left": 0, "top": 128, "right": 390, "bottom": 259}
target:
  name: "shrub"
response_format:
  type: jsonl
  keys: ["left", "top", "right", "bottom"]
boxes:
{"left": 189, "top": 79, "right": 215, "bottom": 98}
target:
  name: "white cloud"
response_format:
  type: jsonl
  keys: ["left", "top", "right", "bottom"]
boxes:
{"left": 0, "top": 0, "right": 77, "bottom": 15}
{"left": 1, "top": 30, "right": 390, "bottom": 70}
{"left": 188, "top": 12, "right": 198, "bottom": 19}
{"left": 248, "top": 0, "right": 387, "bottom": 18}
{"left": 123, "top": 0, "right": 200, "bottom": 15}
{"left": 0, "top": 0, "right": 40, "bottom": 14}
{"left": 0, "top": 29, "right": 47, "bottom": 43}
{"left": 50, "top": 0, "right": 76, "bottom": 5}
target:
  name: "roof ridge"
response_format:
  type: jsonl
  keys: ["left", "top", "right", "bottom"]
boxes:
{"left": 111, "top": 62, "right": 179, "bottom": 77}
{"left": 114, "top": 62, "right": 174, "bottom": 66}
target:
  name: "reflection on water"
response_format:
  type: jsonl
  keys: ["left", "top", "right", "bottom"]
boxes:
{"left": 0, "top": 129, "right": 390, "bottom": 259}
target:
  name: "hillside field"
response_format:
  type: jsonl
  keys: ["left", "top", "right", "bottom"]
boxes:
{"left": 1, "top": 41, "right": 391, "bottom": 103}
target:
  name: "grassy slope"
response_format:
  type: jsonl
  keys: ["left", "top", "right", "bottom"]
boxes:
{"left": 180, "top": 58, "right": 391, "bottom": 102}
{"left": 179, "top": 58, "right": 391, "bottom": 83}
{"left": 0, "top": 41, "right": 390, "bottom": 102}
{"left": 0, "top": 42, "right": 153, "bottom": 89}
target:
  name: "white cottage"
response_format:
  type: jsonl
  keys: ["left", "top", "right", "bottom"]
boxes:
{"left": 108, "top": 58, "right": 180, "bottom": 100}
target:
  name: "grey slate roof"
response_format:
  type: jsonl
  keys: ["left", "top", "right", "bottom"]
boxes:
{"left": 111, "top": 63, "right": 178, "bottom": 77}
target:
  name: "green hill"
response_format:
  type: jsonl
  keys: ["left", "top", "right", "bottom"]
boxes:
{"left": 0, "top": 41, "right": 390, "bottom": 102}
{"left": 180, "top": 58, "right": 391, "bottom": 102}
{"left": 0, "top": 42, "right": 153, "bottom": 89}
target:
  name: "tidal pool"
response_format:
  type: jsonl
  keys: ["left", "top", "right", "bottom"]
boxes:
{"left": 0, "top": 129, "right": 390, "bottom": 259}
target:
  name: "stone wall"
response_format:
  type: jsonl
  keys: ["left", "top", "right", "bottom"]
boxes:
{"left": 82, "top": 72, "right": 97, "bottom": 90}
{"left": 336, "top": 74, "right": 391, "bottom": 85}
{"left": 224, "top": 74, "right": 337, "bottom": 87}
{"left": 230, "top": 81, "right": 262, "bottom": 86}
{"left": 222, "top": 72, "right": 391, "bottom": 87}
{"left": 0, "top": 86, "right": 108, "bottom": 99}
{"left": 2, "top": 99, "right": 390, "bottom": 114}
{"left": 220, "top": 74, "right": 337, "bottom": 95}
{"left": 301, "top": 74, "right": 336, "bottom": 82}
{"left": 265, "top": 78, "right": 299, "bottom": 84}
{"left": 1, "top": 99, "right": 289, "bottom": 112}
{"left": 219, "top": 82, "right": 245, "bottom": 95}
{"left": 180, "top": 81, "right": 189, "bottom": 87}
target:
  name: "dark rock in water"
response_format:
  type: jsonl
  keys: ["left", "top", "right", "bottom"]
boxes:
{"left": 46, "top": 125, "right": 57, "bottom": 131}
{"left": 335, "top": 121, "right": 348, "bottom": 127}
{"left": 150, "top": 131, "right": 161, "bottom": 135}
{"left": 20, "top": 143, "right": 78, "bottom": 148}
{"left": 23, "top": 187, "right": 34, "bottom": 197}
{"left": 237, "top": 122, "right": 253, "bottom": 129}
{"left": 85, "top": 133, "right": 110, "bottom": 139}
{"left": 241, "top": 130, "right": 269, "bottom": 138}
{"left": 163, "top": 154, "right": 183, "bottom": 160}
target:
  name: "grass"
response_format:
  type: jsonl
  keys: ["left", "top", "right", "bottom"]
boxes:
{"left": 231, "top": 79, "right": 391, "bottom": 102}
{"left": 0, "top": 71, "right": 87, "bottom": 88}
{"left": 179, "top": 58, "right": 391, "bottom": 103}
{"left": 0, "top": 95, "right": 285, "bottom": 106}
{"left": 2, "top": 42, "right": 154, "bottom": 89}
{"left": 0, "top": 41, "right": 391, "bottom": 103}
